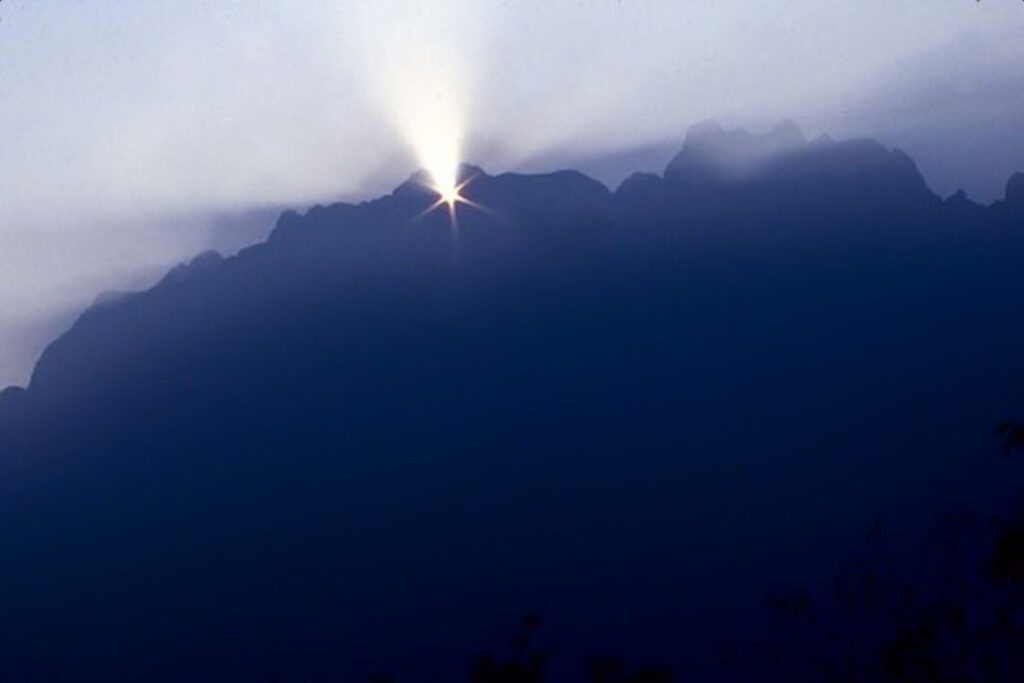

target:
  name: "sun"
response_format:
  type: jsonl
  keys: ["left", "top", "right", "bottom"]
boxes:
{"left": 407, "top": 126, "right": 485, "bottom": 259}
{"left": 438, "top": 181, "right": 462, "bottom": 208}
{"left": 430, "top": 170, "right": 469, "bottom": 211}
{"left": 414, "top": 162, "right": 485, "bottom": 261}
{"left": 422, "top": 156, "right": 479, "bottom": 217}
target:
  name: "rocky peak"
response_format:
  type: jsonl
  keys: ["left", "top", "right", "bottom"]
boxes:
{"left": 1006, "top": 172, "right": 1024, "bottom": 206}
{"left": 665, "top": 119, "right": 807, "bottom": 182}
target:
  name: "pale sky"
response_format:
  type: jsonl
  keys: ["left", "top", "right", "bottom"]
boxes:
{"left": 1, "top": 0, "right": 1023, "bottom": 387}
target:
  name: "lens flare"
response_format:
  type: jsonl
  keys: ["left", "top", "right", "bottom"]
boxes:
{"left": 415, "top": 118, "right": 474, "bottom": 214}
{"left": 414, "top": 111, "right": 466, "bottom": 210}
{"left": 438, "top": 182, "right": 461, "bottom": 207}
{"left": 413, "top": 132, "right": 484, "bottom": 262}
{"left": 429, "top": 166, "right": 467, "bottom": 210}
{"left": 430, "top": 165, "right": 462, "bottom": 208}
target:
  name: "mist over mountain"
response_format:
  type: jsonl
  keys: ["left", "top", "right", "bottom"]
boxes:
{"left": 1, "top": 123, "right": 1023, "bottom": 682}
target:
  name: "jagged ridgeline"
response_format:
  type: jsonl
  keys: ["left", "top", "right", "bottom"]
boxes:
{"left": 0, "top": 123, "right": 1023, "bottom": 682}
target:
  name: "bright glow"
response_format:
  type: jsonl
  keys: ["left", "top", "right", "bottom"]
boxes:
{"left": 427, "top": 147, "right": 461, "bottom": 205}
{"left": 430, "top": 167, "right": 467, "bottom": 210}
{"left": 410, "top": 96, "right": 470, "bottom": 212}
{"left": 412, "top": 100, "right": 465, "bottom": 210}
{"left": 345, "top": 0, "right": 475, "bottom": 215}
{"left": 421, "top": 168, "right": 474, "bottom": 262}
{"left": 436, "top": 178, "right": 462, "bottom": 207}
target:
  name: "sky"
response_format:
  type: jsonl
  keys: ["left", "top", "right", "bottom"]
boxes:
{"left": 1, "top": 0, "right": 1023, "bottom": 388}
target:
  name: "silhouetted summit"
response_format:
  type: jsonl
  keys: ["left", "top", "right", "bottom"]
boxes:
{"left": 1007, "top": 171, "right": 1024, "bottom": 206}
{"left": 665, "top": 121, "right": 935, "bottom": 212}
{"left": 0, "top": 123, "right": 1022, "bottom": 682}
{"left": 664, "top": 119, "right": 807, "bottom": 182}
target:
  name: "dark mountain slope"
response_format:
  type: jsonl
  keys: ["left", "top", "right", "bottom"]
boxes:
{"left": 0, "top": 124, "right": 1023, "bottom": 681}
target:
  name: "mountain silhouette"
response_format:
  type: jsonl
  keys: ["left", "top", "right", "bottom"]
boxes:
{"left": 664, "top": 119, "right": 807, "bottom": 182}
{"left": 0, "top": 123, "right": 1023, "bottom": 682}
{"left": 1006, "top": 171, "right": 1024, "bottom": 207}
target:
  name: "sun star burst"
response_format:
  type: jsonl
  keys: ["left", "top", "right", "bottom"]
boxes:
{"left": 431, "top": 176, "right": 470, "bottom": 213}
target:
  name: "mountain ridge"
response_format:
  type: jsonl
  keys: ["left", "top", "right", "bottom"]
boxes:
{"left": 13, "top": 120, "right": 1021, "bottom": 401}
{"left": 0, "top": 122, "right": 1021, "bottom": 681}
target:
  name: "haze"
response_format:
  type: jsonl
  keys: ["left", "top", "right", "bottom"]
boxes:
{"left": 1, "top": 0, "right": 1022, "bottom": 388}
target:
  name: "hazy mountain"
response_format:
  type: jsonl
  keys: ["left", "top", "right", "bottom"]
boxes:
{"left": 0, "top": 123, "right": 1022, "bottom": 682}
